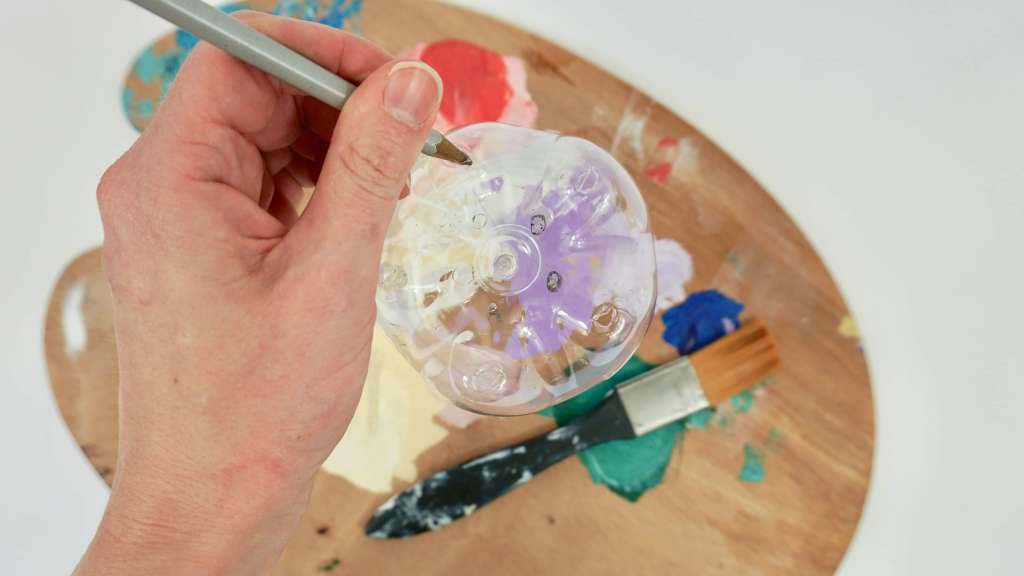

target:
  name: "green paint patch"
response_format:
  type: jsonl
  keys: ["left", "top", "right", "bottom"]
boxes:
{"left": 765, "top": 427, "right": 783, "bottom": 451}
{"left": 545, "top": 354, "right": 778, "bottom": 498}
{"left": 686, "top": 407, "right": 715, "bottom": 429}
{"left": 739, "top": 443, "right": 765, "bottom": 483}
{"left": 730, "top": 389, "right": 755, "bottom": 413}
{"left": 318, "top": 558, "right": 341, "bottom": 572}
{"left": 544, "top": 356, "right": 702, "bottom": 501}
{"left": 727, "top": 251, "right": 745, "bottom": 275}
{"left": 716, "top": 411, "right": 734, "bottom": 429}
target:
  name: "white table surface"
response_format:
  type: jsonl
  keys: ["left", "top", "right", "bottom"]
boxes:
{"left": 1, "top": 1, "right": 1021, "bottom": 573}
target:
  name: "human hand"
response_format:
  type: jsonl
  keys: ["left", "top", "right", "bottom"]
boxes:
{"left": 75, "top": 13, "right": 441, "bottom": 575}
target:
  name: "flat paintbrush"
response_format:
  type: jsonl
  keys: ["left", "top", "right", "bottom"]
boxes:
{"left": 366, "top": 319, "right": 780, "bottom": 538}
{"left": 124, "top": 0, "right": 472, "bottom": 165}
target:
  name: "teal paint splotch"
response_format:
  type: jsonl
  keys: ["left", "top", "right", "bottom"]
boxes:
{"left": 542, "top": 356, "right": 737, "bottom": 501}
{"left": 686, "top": 407, "right": 714, "bottom": 429}
{"left": 541, "top": 290, "right": 761, "bottom": 500}
{"left": 543, "top": 356, "right": 691, "bottom": 501}
{"left": 716, "top": 411, "right": 733, "bottom": 429}
{"left": 730, "top": 389, "right": 755, "bottom": 414}
{"left": 273, "top": 0, "right": 317, "bottom": 18}
{"left": 739, "top": 443, "right": 765, "bottom": 483}
{"left": 132, "top": 48, "right": 163, "bottom": 83}
{"left": 121, "top": 87, "right": 136, "bottom": 116}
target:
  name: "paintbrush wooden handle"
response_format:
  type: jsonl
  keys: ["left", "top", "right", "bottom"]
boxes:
{"left": 365, "top": 394, "right": 635, "bottom": 539}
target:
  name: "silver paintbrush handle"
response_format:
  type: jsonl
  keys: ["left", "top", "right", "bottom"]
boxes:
{"left": 125, "top": 0, "right": 465, "bottom": 163}
{"left": 128, "top": 0, "right": 355, "bottom": 108}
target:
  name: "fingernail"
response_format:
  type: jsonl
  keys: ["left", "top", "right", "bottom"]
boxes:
{"left": 384, "top": 61, "right": 442, "bottom": 128}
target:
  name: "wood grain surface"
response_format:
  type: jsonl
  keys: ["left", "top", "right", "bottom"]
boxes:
{"left": 45, "top": 0, "right": 873, "bottom": 573}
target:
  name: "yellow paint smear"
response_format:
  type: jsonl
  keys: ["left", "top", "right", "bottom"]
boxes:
{"left": 321, "top": 327, "right": 448, "bottom": 493}
{"left": 838, "top": 315, "right": 861, "bottom": 339}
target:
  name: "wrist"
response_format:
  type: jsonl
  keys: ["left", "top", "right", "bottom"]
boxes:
{"left": 76, "top": 453, "right": 313, "bottom": 575}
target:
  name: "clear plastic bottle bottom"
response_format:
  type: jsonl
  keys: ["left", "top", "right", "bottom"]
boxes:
{"left": 376, "top": 123, "right": 656, "bottom": 415}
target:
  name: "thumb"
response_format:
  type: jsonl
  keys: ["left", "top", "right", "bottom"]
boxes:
{"left": 288, "top": 60, "right": 442, "bottom": 261}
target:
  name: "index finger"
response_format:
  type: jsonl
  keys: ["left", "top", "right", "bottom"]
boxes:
{"left": 242, "top": 12, "right": 391, "bottom": 86}
{"left": 166, "top": 12, "right": 392, "bottom": 140}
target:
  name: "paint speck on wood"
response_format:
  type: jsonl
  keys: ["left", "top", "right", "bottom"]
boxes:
{"left": 318, "top": 558, "right": 341, "bottom": 572}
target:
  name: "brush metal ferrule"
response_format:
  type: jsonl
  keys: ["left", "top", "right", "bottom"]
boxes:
{"left": 617, "top": 357, "right": 709, "bottom": 436}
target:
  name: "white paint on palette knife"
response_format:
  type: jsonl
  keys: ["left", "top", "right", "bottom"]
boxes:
{"left": 654, "top": 238, "right": 694, "bottom": 312}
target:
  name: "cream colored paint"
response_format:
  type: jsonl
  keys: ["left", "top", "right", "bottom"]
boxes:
{"left": 321, "top": 327, "right": 449, "bottom": 493}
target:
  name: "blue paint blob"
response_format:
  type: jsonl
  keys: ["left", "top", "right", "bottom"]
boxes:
{"left": 174, "top": 29, "right": 199, "bottom": 52}
{"left": 661, "top": 290, "right": 744, "bottom": 355}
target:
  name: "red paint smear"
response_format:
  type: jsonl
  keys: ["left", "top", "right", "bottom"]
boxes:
{"left": 420, "top": 40, "right": 513, "bottom": 128}
{"left": 644, "top": 137, "right": 680, "bottom": 183}
{"left": 655, "top": 137, "right": 678, "bottom": 150}
{"left": 644, "top": 163, "right": 672, "bottom": 183}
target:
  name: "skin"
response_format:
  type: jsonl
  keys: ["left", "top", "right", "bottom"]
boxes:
{"left": 74, "top": 13, "right": 441, "bottom": 575}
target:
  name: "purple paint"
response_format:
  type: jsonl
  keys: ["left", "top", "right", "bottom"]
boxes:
{"left": 498, "top": 161, "right": 636, "bottom": 359}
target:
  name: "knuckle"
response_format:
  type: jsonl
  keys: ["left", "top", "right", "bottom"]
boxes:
{"left": 96, "top": 160, "right": 127, "bottom": 213}
{"left": 183, "top": 42, "right": 220, "bottom": 66}
{"left": 337, "top": 138, "right": 407, "bottom": 202}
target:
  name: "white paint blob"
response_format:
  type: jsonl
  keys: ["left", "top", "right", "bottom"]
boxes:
{"left": 610, "top": 92, "right": 652, "bottom": 161}
{"left": 653, "top": 238, "right": 694, "bottom": 312}
{"left": 673, "top": 137, "right": 700, "bottom": 181}
{"left": 436, "top": 403, "right": 482, "bottom": 428}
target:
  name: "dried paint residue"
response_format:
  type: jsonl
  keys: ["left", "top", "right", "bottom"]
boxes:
{"left": 610, "top": 92, "right": 652, "bottom": 161}
{"left": 401, "top": 40, "right": 538, "bottom": 132}
{"left": 838, "top": 315, "right": 860, "bottom": 338}
{"left": 730, "top": 389, "right": 755, "bottom": 414}
{"left": 653, "top": 238, "right": 693, "bottom": 312}
{"left": 644, "top": 136, "right": 699, "bottom": 184}
{"left": 737, "top": 426, "right": 783, "bottom": 483}
{"left": 317, "top": 558, "right": 341, "bottom": 572}
{"left": 739, "top": 443, "right": 765, "bottom": 482}
{"left": 321, "top": 327, "right": 448, "bottom": 493}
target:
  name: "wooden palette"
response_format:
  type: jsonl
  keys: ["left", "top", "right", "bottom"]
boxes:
{"left": 45, "top": 0, "right": 873, "bottom": 573}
